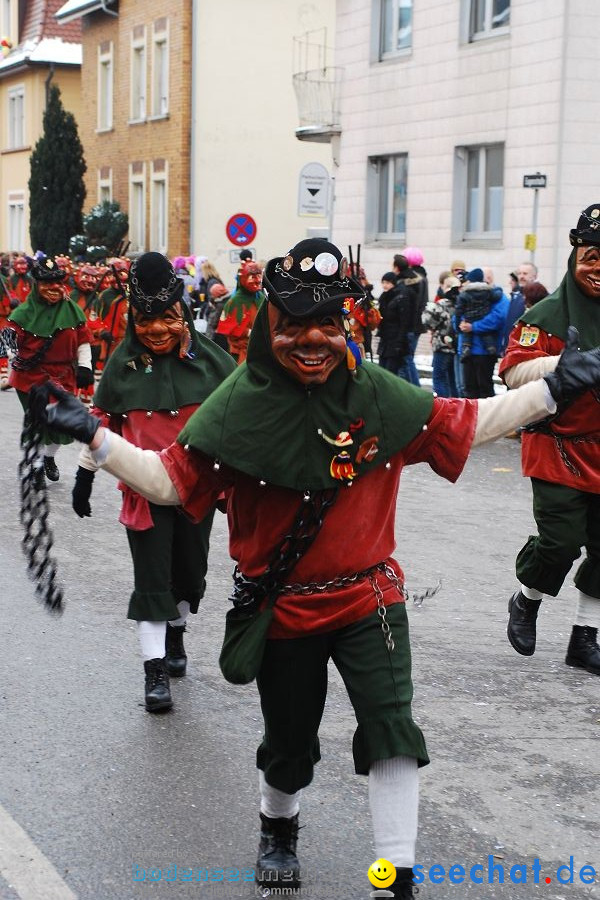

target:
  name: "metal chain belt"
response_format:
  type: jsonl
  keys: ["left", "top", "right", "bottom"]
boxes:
{"left": 18, "top": 415, "right": 63, "bottom": 613}
{"left": 553, "top": 433, "right": 600, "bottom": 478}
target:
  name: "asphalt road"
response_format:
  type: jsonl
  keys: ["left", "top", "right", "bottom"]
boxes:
{"left": 0, "top": 386, "right": 598, "bottom": 900}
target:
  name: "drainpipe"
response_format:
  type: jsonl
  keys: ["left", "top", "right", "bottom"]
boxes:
{"left": 44, "top": 63, "right": 55, "bottom": 105}
{"left": 189, "top": 0, "right": 198, "bottom": 253}
{"left": 99, "top": 0, "right": 118, "bottom": 16}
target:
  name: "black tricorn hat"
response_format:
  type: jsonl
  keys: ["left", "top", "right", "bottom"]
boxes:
{"left": 569, "top": 204, "right": 600, "bottom": 248}
{"left": 128, "top": 251, "right": 184, "bottom": 315}
{"left": 262, "top": 238, "right": 365, "bottom": 319}
{"left": 30, "top": 256, "right": 68, "bottom": 282}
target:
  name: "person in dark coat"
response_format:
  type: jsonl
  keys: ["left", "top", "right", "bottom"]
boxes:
{"left": 376, "top": 272, "right": 412, "bottom": 378}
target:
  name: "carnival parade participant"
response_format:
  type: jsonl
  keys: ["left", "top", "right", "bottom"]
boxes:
{"left": 216, "top": 260, "right": 264, "bottom": 363}
{"left": 7, "top": 255, "right": 32, "bottom": 305}
{"left": 502, "top": 204, "right": 600, "bottom": 675}
{"left": 72, "top": 252, "right": 235, "bottom": 711}
{"left": 8, "top": 256, "right": 93, "bottom": 481}
{"left": 96, "top": 257, "right": 130, "bottom": 367}
{"left": 70, "top": 263, "right": 104, "bottom": 407}
{"left": 0, "top": 264, "right": 15, "bottom": 389}
{"left": 30, "top": 238, "right": 600, "bottom": 898}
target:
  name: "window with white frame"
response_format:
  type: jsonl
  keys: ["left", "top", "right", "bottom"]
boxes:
{"left": 8, "top": 193, "right": 25, "bottom": 251}
{"left": 367, "top": 153, "right": 408, "bottom": 239}
{"left": 454, "top": 143, "right": 504, "bottom": 239}
{"left": 98, "top": 167, "right": 112, "bottom": 203}
{"left": 379, "top": 0, "right": 413, "bottom": 59}
{"left": 130, "top": 26, "right": 147, "bottom": 121}
{"left": 7, "top": 85, "right": 24, "bottom": 149}
{"left": 469, "top": 0, "right": 510, "bottom": 40}
{"left": 97, "top": 41, "right": 113, "bottom": 131}
{"left": 129, "top": 163, "right": 146, "bottom": 252}
{"left": 152, "top": 19, "right": 169, "bottom": 116}
{"left": 151, "top": 161, "right": 168, "bottom": 253}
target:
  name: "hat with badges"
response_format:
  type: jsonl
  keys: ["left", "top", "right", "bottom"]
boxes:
{"left": 262, "top": 238, "right": 365, "bottom": 318}
{"left": 30, "top": 256, "right": 68, "bottom": 282}
{"left": 128, "top": 251, "right": 184, "bottom": 316}
{"left": 569, "top": 204, "right": 600, "bottom": 248}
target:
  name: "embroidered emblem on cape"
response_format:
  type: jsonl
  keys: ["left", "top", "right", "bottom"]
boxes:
{"left": 330, "top": 451, "right": 356, "bottom": 483}
{"left": 318, "top": 428, "right": 353, "bottom": 447}
{"left": 356, "top": 436, "right": 379, "bottom": 463}
{"left": 519, "top": 326, "right": 540, "bottom": 347}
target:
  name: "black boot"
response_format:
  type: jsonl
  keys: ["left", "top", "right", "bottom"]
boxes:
{"left": 43, "top": 456, "right": 60, "bottom": 482}
{"left": 256, "top": 813, "right": 301, "bottom": 890}
{"left": 143, "top": 658, "right": 173, "bottom": 712}
{"left": 165, "top": 623, "right": 187, "bottom": 677}
{"left": 565, "top": 626, "right": 600, "bottom": 675}
{"left": 507, "top": 590, "right": 541, "bottom": 656}
{"left": 391, "top": 868, "right": 419, "bottom": 899}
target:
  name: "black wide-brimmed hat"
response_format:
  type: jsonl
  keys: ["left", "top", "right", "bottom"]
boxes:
{"left": 569, "top": 204, "right": 600, "bottom": 248}
{"left": 128, "top": 251, "right": 184, "bottom": 315}
{"left": 262, "top": 238, "right": 365, "bottom": 318}
{"left": 30, "top": 257, "right": 68, "bottom": 282}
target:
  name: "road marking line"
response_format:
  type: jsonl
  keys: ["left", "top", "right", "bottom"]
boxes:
{"left": 0, "top": 802, "right": 77, "bottom": 900}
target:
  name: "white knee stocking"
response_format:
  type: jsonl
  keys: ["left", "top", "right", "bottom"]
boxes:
{"left": 521, "top": 584, "right": 543, "bottom": 601}
{"left": 369, "top": 755, "right": 419, "bottom": 868}
{"left": 44, "top": 442, "right": 60, "bottom": 458}
{"left": 259, "top": 770, "right": 302, "bottom": 819}
{"left": 169, "top": 600, "right": 191, "bottom": 628}
{"left": 574, "top": 592, "right": 600, "bottom": 629}
{"left": 137, "top": 621, "right": 167, "bottom": 661}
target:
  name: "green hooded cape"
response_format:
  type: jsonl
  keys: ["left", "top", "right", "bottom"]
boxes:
{"left": 9, "top": 284, "right": 85, "bottom": 337}
{"left": 94, "top": 302, "right": 235, "bottom": 414}
{"left": 177, "top": 301, "right": 434, "bottom": 491}
{"left": 520, "top": 250, "right": 600, "bottom": 351}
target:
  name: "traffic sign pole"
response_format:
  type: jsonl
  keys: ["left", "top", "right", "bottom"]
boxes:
{"left": 531, "top": 188, "right": 540, "bottom": 265}
{"left": 522, "top": 173, "right": 547, "bottom": 266}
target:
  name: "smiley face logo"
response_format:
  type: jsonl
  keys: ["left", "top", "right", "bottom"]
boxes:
{"left": 367, "top": 858, "right": 396, "bottom": 889}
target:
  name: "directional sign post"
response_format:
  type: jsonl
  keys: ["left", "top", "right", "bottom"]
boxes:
{"left": 298, "top": 162, "right": 330, "bottom": 218}
{"left": 225, "top": 213, "right": 257, "bottom": 247}
{"left": 523, "top": 173, "right": 547, "bottom": 265}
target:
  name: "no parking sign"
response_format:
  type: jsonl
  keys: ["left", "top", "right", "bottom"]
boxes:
{"left": 225, "top": 213, "right": 257, "bottom": 247}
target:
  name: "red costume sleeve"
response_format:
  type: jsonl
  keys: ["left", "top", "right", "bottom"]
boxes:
{"left": 160, "top": 442, "right": 234, "bottom": 522}
{"left": 401, "top": 397, "right": 478, "bottom": 483}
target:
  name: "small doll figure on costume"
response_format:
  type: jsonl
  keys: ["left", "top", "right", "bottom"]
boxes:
{"left": 73, "top": 252, "right": 235, "bottom": 712}
{"left": 7, "top": 256, "right": 93, "bottom": 482}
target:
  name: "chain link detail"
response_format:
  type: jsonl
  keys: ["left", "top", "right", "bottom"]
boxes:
{"left": 18, "top": 414, "right": 63, "bottom": 613}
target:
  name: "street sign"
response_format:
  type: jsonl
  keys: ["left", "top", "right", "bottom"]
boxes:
{"left": 523, "top": 174, "right": 547, "bottom": 189}
{"left": 225, "top": 213, "right": 257, "bottom": 246}
{"left": 229, "top": 248, "right": 255, "bottom": 264}
{"left": 298, "top": 162, "right": 330, "bottom": 218}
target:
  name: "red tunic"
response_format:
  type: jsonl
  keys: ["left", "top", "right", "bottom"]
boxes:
{"left": 499, "top": 323, "right": 600, "bottom": 490}
{"left": 8, "top": 322, "right": 92, "bottom": 394}
{"left": 96, "top": 405, "right": 200, "bottom": 531}
{"left": 160, "top": 397, "right": 477, "bottom": 638}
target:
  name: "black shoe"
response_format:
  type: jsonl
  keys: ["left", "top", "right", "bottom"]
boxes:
{"left": 256, "top": 813, "right": 301, "bottom": 890}
{"left": 143, "top": 658, "right": 173, "bottom": 712}
{"left": 565, "top": 626, "right": 600, "bottom": 675}
{"left": 390, "top": 869, "right": 420, "bottom": 899}
{"left": 165, "top": 623, "right": 187, "bottom": 677}
{"left": 43, "top": 456, "right": 60, "bottom": 482}
{"left": 507, "top": 590, "right": 541, "bottom": 656}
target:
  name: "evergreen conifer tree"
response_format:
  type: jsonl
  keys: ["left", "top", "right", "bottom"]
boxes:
{"left": 28, "top": 84, "right": 86, "bottom": 255}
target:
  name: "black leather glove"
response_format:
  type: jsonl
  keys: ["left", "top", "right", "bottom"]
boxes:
{"left": 544, "top": 326, "right": 600, "bottom": 404}
{"left": 76, "top": 365, "right": 94, "bottom": 388}
{"left": 29, "top": 382, "right": 101, "bottom": 444}
{"left": 72, "top": 466, "right": 95, "bottom": 517}
{"left": 9, "top": 297, "right": 19, "bottom": 309}
{"left": 99, "top": 330, "right": 113, "bottom": 343}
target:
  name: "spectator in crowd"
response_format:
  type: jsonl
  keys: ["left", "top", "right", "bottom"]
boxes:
{"left": 517, "top": 262, "right": 538, "bottom": 290}
{"left": 422, "top": 274, "right": 458, "bottom": 397}
{"left": 523, "top": 281, "right": 549, "bottom": 309}
{"left": 455, "top": 268, "right": 500, "bottom": 359}
{"left": 377, "top": 272, "right": 411, "bottom": 378}
{"left": 392, "top": 254, "right": 426, "bottom": 386}
{"left": 457, "top": 268, "right": 509, "bottom": 398}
